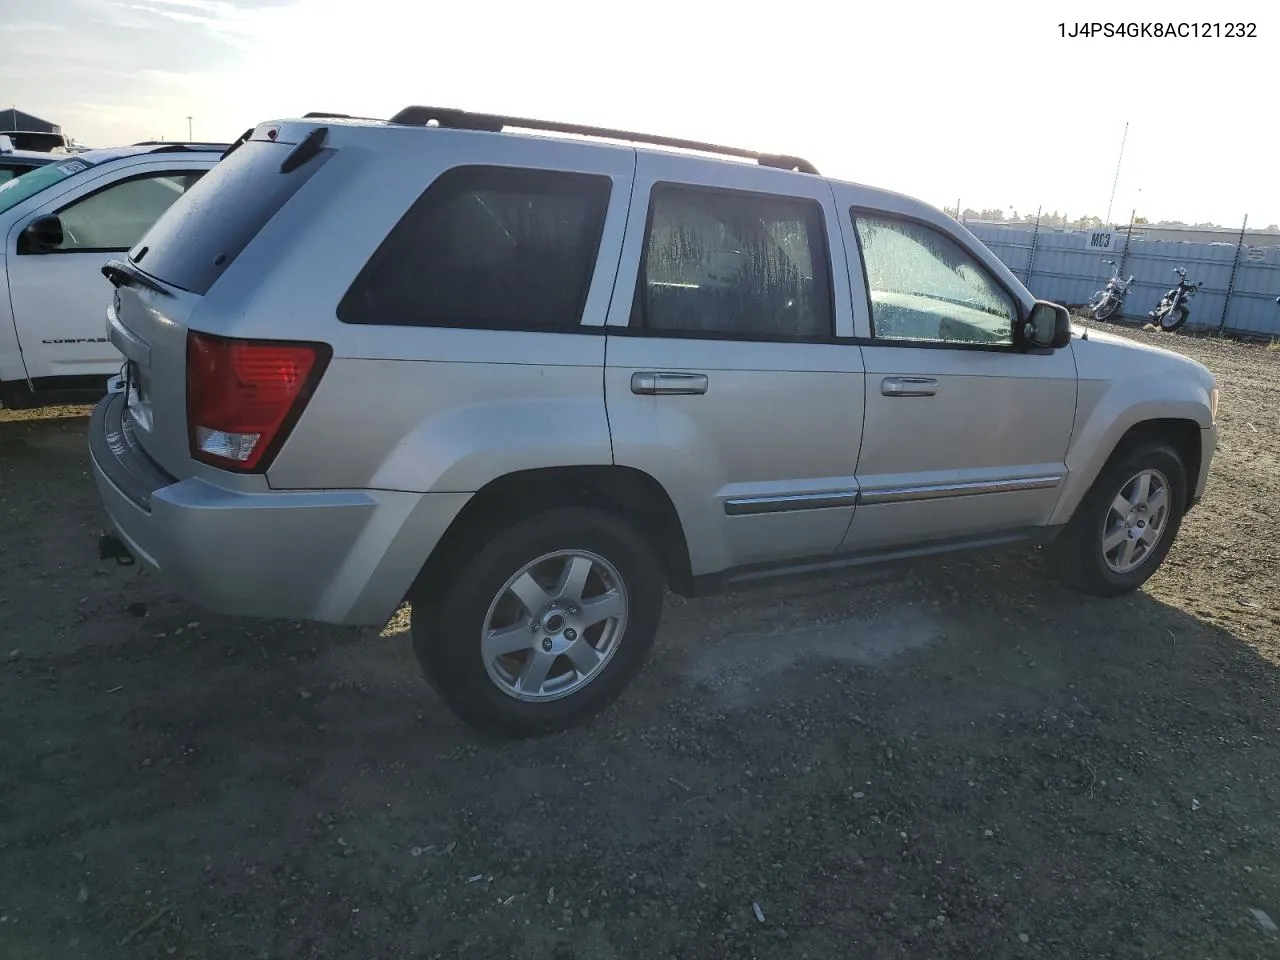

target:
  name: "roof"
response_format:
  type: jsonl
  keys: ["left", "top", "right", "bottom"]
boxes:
{"left": 294, "top": 105, "right": 819, "bottom": 174}
{"left": 0, "top": 108, "right": 60, "bottom": 134}
{"left": 0, "top": 149, "right": 60, "bottom": 165}
{"left": 72, "top": 143, "right": 229, "bottom": 165}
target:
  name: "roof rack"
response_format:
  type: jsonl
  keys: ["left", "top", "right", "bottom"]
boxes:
{"left": 386, "top": 105, "right": 819, "bottom": 175}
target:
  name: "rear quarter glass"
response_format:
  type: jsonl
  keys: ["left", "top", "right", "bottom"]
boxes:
{"left": 128, "top": 140, "right": 331, "bottom": 295}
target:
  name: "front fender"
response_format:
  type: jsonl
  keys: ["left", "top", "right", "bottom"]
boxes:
{"left": 1049, "top": 371, "right": 1213, "bottom": 525}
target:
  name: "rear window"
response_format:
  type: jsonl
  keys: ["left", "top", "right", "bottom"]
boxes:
{"left": 128, "top": 139, "right": 330, "bottom": 295}
{"left": 337, "top": 165, "right": 611, "bottom": 330}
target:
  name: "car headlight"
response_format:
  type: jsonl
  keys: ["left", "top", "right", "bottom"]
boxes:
{"left": 1209, "top": 387, "right": 1220, "bottom": 423}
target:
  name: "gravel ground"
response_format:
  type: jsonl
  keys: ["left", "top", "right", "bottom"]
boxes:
{"left": 0, "top": 325, "right": 1277, "bottom": 960}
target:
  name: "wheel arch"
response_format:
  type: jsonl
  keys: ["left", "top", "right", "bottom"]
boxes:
{"left": 410, "top": 465, "right": 694, "bottom": 602}
{"left": 1052, "top": 414, "right": 1203, "bottom": 525}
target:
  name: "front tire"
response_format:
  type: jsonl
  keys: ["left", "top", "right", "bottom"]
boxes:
{"left": 411, "top": 508, "right": 664, "bottom": 738}
{"left": 1092, "top": 297, "right": 1120, "bottom": 321}
{"left": 1159, "top": 306, "right": 1188, "bottom": 331}
{"left": 1054, "top": 440, "right": 1187, "bottom": 597}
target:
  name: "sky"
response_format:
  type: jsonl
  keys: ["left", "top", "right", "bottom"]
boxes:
{"left": 2, "top": 0, "right": 1276, "bottom": 228}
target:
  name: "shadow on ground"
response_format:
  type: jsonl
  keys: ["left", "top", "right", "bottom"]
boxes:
{"left": 1, "top": 413, "right": 1278, "bottom": 960}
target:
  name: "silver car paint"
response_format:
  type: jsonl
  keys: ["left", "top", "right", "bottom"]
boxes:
{"left": 1049, "top": 328, "right": 1217, "bottom": 523}
{"left": 602, "top": 150, "right": 865, "bottom": 575}
{"left": 91, "top": 118, "right": 1219, "bottom": 626}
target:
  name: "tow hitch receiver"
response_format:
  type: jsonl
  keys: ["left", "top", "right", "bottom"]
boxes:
{"left": 99, "top": 531, "right": 135, "bottom": 566}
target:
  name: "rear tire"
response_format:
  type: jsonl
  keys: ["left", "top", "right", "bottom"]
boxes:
{"left": 0, "top": 381, "right": 36, "bottom": 410}
{"left": 411, "top": 508, "right": 664, "bottom": 738}
{"left": 1053, "top": 440, "right": 1186, "bottom": 597}
{"left": 1092, "top": 297, "right": 1120, "bottom": 321}
{"left": 1159, "top": 306, "right": 1188, "bottom": 331}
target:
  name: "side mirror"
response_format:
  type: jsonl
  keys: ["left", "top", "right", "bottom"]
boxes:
{"left": 20, "top": 214, "right": 64, "bottom": 253}
{"left": 1022, "top": 301, "right": 1072, "bottom": 350}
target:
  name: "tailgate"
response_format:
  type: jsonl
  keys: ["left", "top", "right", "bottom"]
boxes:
{"left": 103, "top": 129, "right": 333, "bottom": 477}
{"left": 106, "top": 277, "right": 202, "bottom": 478}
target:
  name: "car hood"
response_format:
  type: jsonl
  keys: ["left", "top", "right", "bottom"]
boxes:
{"left": 1070, "top": 325, "right": 1217, "bottom": 419}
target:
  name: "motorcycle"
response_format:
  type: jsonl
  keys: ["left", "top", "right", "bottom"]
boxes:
{"left": 1148, "top": 267, "right": 1202, "bottom": 332}
{"left": 1088, "top": 259, "right": 1133, "bottom": 321}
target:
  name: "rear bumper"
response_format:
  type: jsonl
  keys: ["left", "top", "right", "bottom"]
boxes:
{"left": 88, "top": 393, "right": 468, "bottom": 626}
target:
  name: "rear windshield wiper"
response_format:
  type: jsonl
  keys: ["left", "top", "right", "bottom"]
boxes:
{"left": 102, "top": 259, "right": 171, "bottom": 297}
{"left": 221, "top": 127, "right": 253, "bottom": 160}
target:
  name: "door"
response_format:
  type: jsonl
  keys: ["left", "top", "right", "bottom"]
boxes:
{"left": 7, "top": 165, "right": 209, "bottom": 382}
{"left": 605, "top": 153, "right": 866, "bottom": 578}
{"left": 839, "top": 209, "right": 1078, "bottom": 552}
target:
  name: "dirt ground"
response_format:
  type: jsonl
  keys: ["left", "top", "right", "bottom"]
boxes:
{"left": 1, "top": 325, "right": 1277, "bottom": 960}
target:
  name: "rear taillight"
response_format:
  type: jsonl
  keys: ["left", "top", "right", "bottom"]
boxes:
{"left": 186, "top": 331, "right": 330, "bottom": 472}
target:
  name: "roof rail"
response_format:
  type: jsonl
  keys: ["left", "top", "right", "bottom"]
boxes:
{"left": 387, "top": 105, "right": 819, "bottom": 175}
{"left": 302, "top": 111, "right": 384, "bottom": 121}
{"left": 131, "top": 140, "right": 231, "bottom": 151}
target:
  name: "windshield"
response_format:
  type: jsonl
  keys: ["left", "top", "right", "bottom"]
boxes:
{"left": 0, "top": 156, "right": 95, "bottom": 215}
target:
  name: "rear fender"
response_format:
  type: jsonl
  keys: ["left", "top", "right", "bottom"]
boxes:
{"left": 368, "top": 397, "right": 614, "bottom": 493}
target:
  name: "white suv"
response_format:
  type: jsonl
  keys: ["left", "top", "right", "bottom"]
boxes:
{"left": 0, "top": 142, "right": 225, "bottom": 408}
{"left": 90, "top": 107, "right": 1219, "bottom": 737}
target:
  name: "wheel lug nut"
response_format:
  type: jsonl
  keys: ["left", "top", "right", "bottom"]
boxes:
{"left": 564, "top": 628, "right": 577, "bottom": 641}
{"left": 541, "top": 639, "right": 553, "bottom": 652}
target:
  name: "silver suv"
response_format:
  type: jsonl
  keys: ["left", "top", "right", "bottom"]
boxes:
{"left": 90, "top": 107, "right": 1219, "bottom": 737}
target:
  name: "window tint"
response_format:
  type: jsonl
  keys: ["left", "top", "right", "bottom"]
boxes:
{"left": 853, "top": 213, "right": 1016, "bottom": 346}
{"left": 131, "top": 140, "right": 331, "bottom": 295}
{"left": 53, "top": 173, "right": 205, "bottom": 251}
{"left": 339, "top": 166, "right": 611, "bottom": 329}
{"left": 0, "top": 156, "right": 97, "bottom": 216}
{"left": 635, "top": 186, "right": 832, "bottom": 339}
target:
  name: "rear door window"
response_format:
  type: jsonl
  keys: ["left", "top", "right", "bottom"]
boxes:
{"left": 338, "top": 165, "right": 611, "bottom": 330}
{"left": 633, "top": 184, "right": 833, "bottom": 340}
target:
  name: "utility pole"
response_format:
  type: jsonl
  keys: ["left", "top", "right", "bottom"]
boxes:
{"left": 187, "top": 116, "right": 193, "bottom": 141}
{"left": 1105, "top": 120, "right": 1129, "bottom": 227}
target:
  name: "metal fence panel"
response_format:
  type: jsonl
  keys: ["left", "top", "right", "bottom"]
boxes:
{"left": 967, "top": 223, "right": 1280, "bottom": 338}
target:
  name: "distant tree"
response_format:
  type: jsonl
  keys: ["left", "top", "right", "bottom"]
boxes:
{"left": 1076, "top": 215, "right": 1104, "bottom": 230}
{"left": 1266, "top": 224, "right": 1279, "bottom": 232}
{"left": 1134, "top": 216, "right": 1149, "bottom": 224}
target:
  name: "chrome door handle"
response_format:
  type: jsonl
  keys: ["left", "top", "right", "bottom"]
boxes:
{"left": 881, "top": 376, "right": 937, "bottom": 397}
{"left": 631, "top": 372, "right": 709, "bottom": 396}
